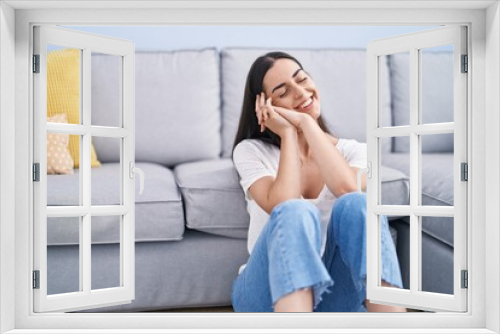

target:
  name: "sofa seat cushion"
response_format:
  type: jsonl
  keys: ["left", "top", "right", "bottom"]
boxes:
{"left": 47, "top": 162, "right": 185, "bottom": 245}
{"left": 174, "top": 159, "right": 249, "bottom": 239}
{"left": 382, "top": 153, "right": 454, "bottom": 247}
{"left": 220, "top": 48, "right": 393, "bottom": 158}
{"left": 380, "top": 165, "right": 410, "bottom": 206}
{"left": 174, "top": 158, "right": 409, "bottom": 239}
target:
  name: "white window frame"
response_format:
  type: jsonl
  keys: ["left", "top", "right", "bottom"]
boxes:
{"left": 365, "top": 25, "right": 468, "bottom": 313}
{"left": 1, "top": 2, "right": 498, "bottom": 333}
{"left": 33, "top": 25, "right": 136, "bottom": 313}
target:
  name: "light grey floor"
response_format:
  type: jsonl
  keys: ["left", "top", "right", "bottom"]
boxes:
{"left": 145, "top": 306, "right": 234, "bottom": 313}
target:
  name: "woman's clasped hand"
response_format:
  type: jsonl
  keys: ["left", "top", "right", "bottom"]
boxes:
{"left": 255, "top": 92, "right": 312, "bottom": 136}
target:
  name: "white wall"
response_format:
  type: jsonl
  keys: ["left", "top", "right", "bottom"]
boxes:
{"left": 63, "top": 26, "right": 445, "bottom": 51}
{"left": 485, "top": 2, "right": 500, "bottom": 333}
{"left": 0, "top": 2, "right": 16, "bottom": 333}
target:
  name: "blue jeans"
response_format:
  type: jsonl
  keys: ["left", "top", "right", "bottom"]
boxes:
{"left": 231, "top": 192, "right": 403, "bottom": 312}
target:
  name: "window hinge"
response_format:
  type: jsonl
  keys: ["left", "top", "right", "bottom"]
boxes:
{"left": 33, "top": 163, "right": 40, "bottom": 182}
{"left": 33, "top": 270, "right": 40, "bottom": 289}
{"left": 461, "top": 270, "right": 468, "bottom": 289}
{"left": 461, "top": 162, "right": 468, "bottom": 181}
{"left": 33, "top": 54, "right": 40, "bottom": 73}
{"left": 461, "top": 54, "right": 468, "bottom": 73}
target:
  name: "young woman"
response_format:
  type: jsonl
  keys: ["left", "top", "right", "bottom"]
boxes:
{"left": 231, "top": 51, "right": 406, "bottom": 313}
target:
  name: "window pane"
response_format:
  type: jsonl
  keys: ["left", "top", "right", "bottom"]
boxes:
{"left": 420, "top": 45, "right": 454, "bottom": 124}
{"left": 91, "top": 52, "right": 122, "bottom": 128}
{"left": 380, "top": 137, "right": 410, "bottom": 206}
{"left": 47, "top": 45, "right": 81, "bottom": 125}
{"left": 47, "top": 134, "right": 80, "bottom": 206}
{"left": 91, "top": 215, "right": 121, "bottom": 290}
{"left": 389, "top": 51, "right": 410, "bottom": 129}
{"left": 91, "top": 137, "right": 121, "bottom": 206}
{"left": 47, "top": 216, "right": 81, "bottom": 295}
{"left": 379, "top": 55, "right": 392, "bottom": 128}
{"left": 421, "top": 216, "right": 454, "bottom": 295}
{"left": 380, "top": 215, "right": 409, "bottom": 291}
{"left": 421, "top": 134, "right": 454, "bottom": 206}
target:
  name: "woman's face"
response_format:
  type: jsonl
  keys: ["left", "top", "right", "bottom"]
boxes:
{"left": 262, "top": 58, "right": 321, "bottom": 120}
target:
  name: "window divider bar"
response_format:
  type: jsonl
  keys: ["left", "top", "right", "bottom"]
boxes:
{"left": 120, "top": 216, "right": 124, "bottom": 287}
{"left": 417, "top": 48, "right": 424, "bottom": 293}
{"left": 372, "top": 205, "right": 454, "bottom": 217}
{"left": 90, "top": 126, "right": 129, "bottom": 138}
{"left": 409, "top": 47, "right": 420, "bottom": 294}
{"left": 90, "top": 205, "right": 129, "bottom": 216}
{"left": 82, "top": 134, "right": 91, "bottom": 208}
{"left": 412, "top": 206, "right": 455, "bottom": 217}
{"left": 79, "top": 216, "right": 84, "bottom": 292}
{"left": 82, "top": 48, "right": 91, "bottom": 127}
{"left": 365, "top": 51, "right": 379, "bottom": 300}
{"left": 46, "top": 206, "right": 89, "bottom": 217}
{"left": 410, "top": 213, "right": 419, "bottom": 295}
{"left": 372, "top": 126, "right": 411, "bottom": 138}
{"left": 82, "top": 48, "right": 92, "bottom": 295}
{"left": 373, "top": 123, "right": 454, "bottom": 138}
{"left": 413, "top": 123, "right": 454, "bottom": 135}
{"left": 82, "top": 213, "right": 91, "bottom": 293}
{"left": 82, "top": 47, "right": 91, "bottom": 209}
{"left": 45, "top": 124, "right": 129, "bottom": 138}
{"left": 46, "top": 123, "right": 88, "bottom": 135}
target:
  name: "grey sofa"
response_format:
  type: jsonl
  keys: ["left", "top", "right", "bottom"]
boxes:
{"left": 45, "top": 48, "right": 454, "bottom": 312}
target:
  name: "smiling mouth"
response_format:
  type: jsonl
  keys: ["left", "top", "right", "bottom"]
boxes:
{"left": 297, "top": 96, "right": 314, "bottom": 111}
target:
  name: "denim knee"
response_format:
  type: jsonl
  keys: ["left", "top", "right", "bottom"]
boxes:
{"left": 334, "top": 192, "right": 367, "bottom": 212}
{"left": 331, "top": 192, "right": 367, "bottom": 236}
{"left": 271, "top": 199, "right": 321, "bottom": 223}
{"left": 273, "top": 198, "right": 319, "bottom": 213}
{"left": 269, "top": 199, "right": 322, "bottom": 247}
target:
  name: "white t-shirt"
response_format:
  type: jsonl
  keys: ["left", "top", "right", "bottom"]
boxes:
{"left": 232, "top": 138, "right": 367, "bottom": 271}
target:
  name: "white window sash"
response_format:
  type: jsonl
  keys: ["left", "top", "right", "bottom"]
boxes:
{"left": 32, "top": 25, "right": 136, "bottom": 313}
{"left": 366, "top": 25, "right": 468, "bottom": 312}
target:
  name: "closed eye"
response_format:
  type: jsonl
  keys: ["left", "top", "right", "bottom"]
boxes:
{"left": 278, "top": 77, "right": 308, "bottom": 98}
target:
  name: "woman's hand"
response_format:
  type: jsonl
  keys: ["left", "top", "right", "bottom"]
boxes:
{"left": 256, "top": 93, "right": 296, "bottom": 138}
{"left": 272, "top": 106, "right": 313, "bottom": 131}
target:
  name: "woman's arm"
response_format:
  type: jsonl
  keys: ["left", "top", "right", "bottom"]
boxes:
{"left": 274, "top": 108, "right": 366, "bottom": 197}
{"left": 248, "top": 128, "right": 302, "bottom": 214}
{"left": 246, "top": 94, "right": 303, "bottom": 214}
{"left": 300, "top": 117, "right": 360, "bottom": 197}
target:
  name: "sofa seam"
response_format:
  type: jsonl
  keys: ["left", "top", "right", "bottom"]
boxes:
{"left": 177, "top": 186, "right": 242, "bottom": 191}
{"left": 421, "top": 191, "right": 453, "bottom": 206}
{"left": 47, "top": 235, "right": 185, "bottom": 246}
{"left": 397, "top": 217, "right": 454, "bottom": 248}
{"left": 186, "top": 223, "right": 248, "bottom": 230}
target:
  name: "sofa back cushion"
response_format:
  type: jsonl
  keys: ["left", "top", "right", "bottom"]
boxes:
{"left": 390, "top": 52, "right": 454, "bottom": 153}
{"left": 220, "top": 48, "right": 393, "bottom": 157}
{"left": 91, "top": 49, "right": 221, "bottom": 166}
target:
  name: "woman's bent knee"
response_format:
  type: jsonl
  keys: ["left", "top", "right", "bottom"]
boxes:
{"left": 334, "top": 192, "right": 366, "bottom": 210}
{"left": 271, "top": 199, "right": 321, "bottom": 226}
{"left": 330, "top": 192, "right": 367, "bottom": 241}
{"left": 272, "top": 199, "right": 319, "bottom": 216}
{"left": 268, "top": 199, "right": 322, "bottom": 245}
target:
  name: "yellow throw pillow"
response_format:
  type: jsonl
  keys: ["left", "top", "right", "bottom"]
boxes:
{"left": 47, "top": 114, "right": 74, "bottom": 175}
{"left": 47, "top": 48, "right": 101, "bottom": 168}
